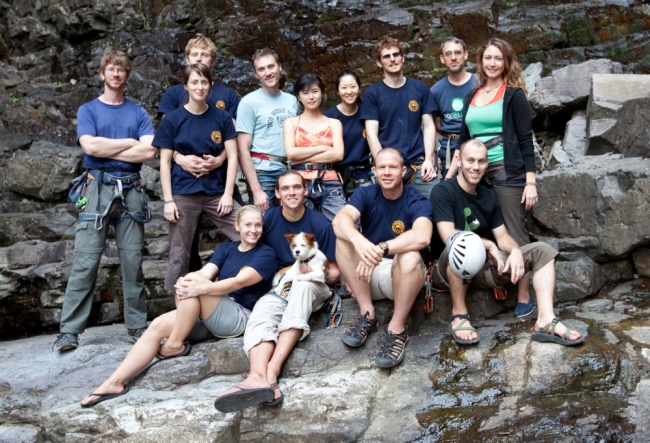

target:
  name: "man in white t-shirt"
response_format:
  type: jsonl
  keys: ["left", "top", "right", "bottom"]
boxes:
{"left": 236, "top": 49, "right": 298, "bottom": 209}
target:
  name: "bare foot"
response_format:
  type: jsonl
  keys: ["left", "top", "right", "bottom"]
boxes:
{"left": 536, "top": 318, "right": 581, "bottom": 341}
{"left": 450, "top": 317, "right": 478, "bottom": 341}
{"left": 81, "top": 380, "right": 125, "bottom": 406}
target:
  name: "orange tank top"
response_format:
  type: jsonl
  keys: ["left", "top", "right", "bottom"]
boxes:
{"left": 293, "top": 117, "right": 338, "bottom": 181}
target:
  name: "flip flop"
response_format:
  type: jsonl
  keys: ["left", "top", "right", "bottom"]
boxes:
{"left": 214, "top": 385, "right": 274, "bottom": 413}
{"left": 80, "top": 386, "right": 130, "bottom": 408}
{"left": 531, "top": 318, "right": 585, "bottom": 346}
{"left": 448, "top": 314, "right": 480, "bottom": 345}
{"left": 265, "top": 382, "right": 284, "bottom": 406}
{"left": 156, "top": 342, "right": 191, "bottom": 360}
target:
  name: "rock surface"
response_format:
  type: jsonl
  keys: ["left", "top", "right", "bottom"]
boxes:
{"left": 1, "top": 280, "right": 649, "bottom": 442}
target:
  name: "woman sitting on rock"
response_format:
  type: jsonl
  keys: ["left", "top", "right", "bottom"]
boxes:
{"left": 156, "top": 63, "right": 240, "bottom": 299}
{"left": 284, "top": 73, "right": 345, "bottom": 221}
{"left": 80, "top": 205, "right": 277, "bottom": 407}
{"left": 459, "top": 37, "right": 539, "bottom": 319}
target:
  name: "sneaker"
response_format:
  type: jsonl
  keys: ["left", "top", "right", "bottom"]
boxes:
{"left": 514, "top": 301, "right": 537, "bottom": 318}
{"left": 342, "top": 312, "right": 378, "bottom": 348}
{"left": 375, "top": 329, "right": 409, "bottom": 368}
{"left": 127, "top": 327, "right": 147, "bottom": 343}
{"left": 53, "top": 333, "right": 79, "bottom": 352}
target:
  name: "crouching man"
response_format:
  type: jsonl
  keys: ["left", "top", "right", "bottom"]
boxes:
{"left": 430, "top": 139, "right": 583, "bottom": 346}
{"left": 332, "top": 148, "right": 433, "bottom": 368}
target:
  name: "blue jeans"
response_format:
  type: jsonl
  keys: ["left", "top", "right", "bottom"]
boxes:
{"left": 251, "top": 169, "right": 285, "bottom": 208}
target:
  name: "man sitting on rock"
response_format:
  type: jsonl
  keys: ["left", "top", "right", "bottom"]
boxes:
{"left": 332, "top": 148, "right": 433, "bottom": 368}
{"left": 429, "top": 139, "right": 584, "bottom": 346}
{"left": 214, "top": 170, "right": 340, "bottom": 412}
{"left": 54, "top": 51, "right": 156, "bottom": 351}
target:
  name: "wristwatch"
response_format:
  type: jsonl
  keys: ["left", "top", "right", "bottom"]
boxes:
{"left": 379, "top": 242, "right": 389, "bottom": 257}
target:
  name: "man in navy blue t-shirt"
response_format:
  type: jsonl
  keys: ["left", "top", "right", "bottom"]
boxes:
{"left": 333, "top": 148, "right": 433, "bottom": 368}
{"left": 361, "top": 37, "right": 438, "bottom": 199}
{"left": 215, "top": 171, "right": 340, "bottom": 411}
{"left": 430, "top": 140, "right": 583, "bottom": 346}
{"left": 54, "top": 51, "right": 156, "bottom": 352}
{"left": 430, "top": 36, "right": 476, "bottom": 180}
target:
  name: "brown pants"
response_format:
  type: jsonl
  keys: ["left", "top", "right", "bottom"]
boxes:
{"left": 432, "top": 242, "right": 558, "bottom": 289}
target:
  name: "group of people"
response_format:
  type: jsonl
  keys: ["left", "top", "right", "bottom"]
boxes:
{"left": 50, "top": 32, "right": 584, "bottom": 413}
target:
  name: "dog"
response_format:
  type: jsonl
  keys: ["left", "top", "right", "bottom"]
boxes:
{"left": 273, "top": 232, "right": 329, "bottom": 295}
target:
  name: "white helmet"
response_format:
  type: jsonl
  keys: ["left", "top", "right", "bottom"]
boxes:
{"left": 445, "top": 231, "right": 486, "bottom": 280}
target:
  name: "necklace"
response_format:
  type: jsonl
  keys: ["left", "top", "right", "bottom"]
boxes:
{"left": 483, "top": 83, "right": 503, "bottom": 94}
{"left": 282, "top": 207, "right": 305, "bottom": 221}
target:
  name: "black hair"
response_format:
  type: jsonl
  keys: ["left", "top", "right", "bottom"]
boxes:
{"left": 293, "top": 73, "right": 325, "bottom": 114}
{"left": 335, "top": 70, "right": 362, "bottom": 106}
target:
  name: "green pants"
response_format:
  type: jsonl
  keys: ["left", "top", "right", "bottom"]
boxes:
{"left": 60, "top": 177, "right": 148, "bottom": 334}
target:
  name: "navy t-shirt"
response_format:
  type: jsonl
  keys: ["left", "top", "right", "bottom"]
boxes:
{"left": 348, "top": 184, "right": 433, "bottom": 257}
{"left": 208, "top": 241, "right": 277, "bottom": 310}
{"left": 324, "top": 105, "right": 370, "bottom": 168}
{"left": 430, "top": 178, "right": 503, "bottom": 242}
{"left": 153, "top": 106, "right": 237, "bottom": 195}
{"left": 430, "top": 74, "right": 476, "bottom": 159}
{"left": 360, "top": 78, "right": 436, "bottom": 163}
{"left": 77, "top": 98, "right": 155, "bottom": 172}
{"left": 262, "top": 207, "right": 336, "bottom": 269}
{"left": 158, "top": 84, "right": 240, "bottom": 120}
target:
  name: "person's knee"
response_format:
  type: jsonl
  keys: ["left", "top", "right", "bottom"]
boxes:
{"left": 149, "top": 313, "right": 172, "bottom": 337}
{"left": 394, "top": 251, "right": 423, "bottom": 274}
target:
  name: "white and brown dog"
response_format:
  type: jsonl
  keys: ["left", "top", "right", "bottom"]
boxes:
{"left": 273, "top": 232, "right": 329, "bottom": 294}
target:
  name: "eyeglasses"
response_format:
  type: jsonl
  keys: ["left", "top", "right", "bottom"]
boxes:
{"left": 381, "top": 52, "right": 402, "bottom": 61}
{"left": 443, "top": 50, "right": 465, "bottom": 57}
{"left": 105, "top": 68, "right": 127, "bottom": 74}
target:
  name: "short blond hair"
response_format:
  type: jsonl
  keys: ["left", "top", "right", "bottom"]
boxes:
{"left": 100, "top": 51, "right": 131, "bottom": 74}
{"left": 375, "top": 37, "right": 403, "bottom": 61}
{"left": 185, "top": 34, "right": 217, "bottom": 60}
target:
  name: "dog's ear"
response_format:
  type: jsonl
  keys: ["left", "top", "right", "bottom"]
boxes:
{"left": 303, "top": 233, "right": 316, "bottom": 245}
{"left": 284, "top": 233, "right": 296, "bottom": 243}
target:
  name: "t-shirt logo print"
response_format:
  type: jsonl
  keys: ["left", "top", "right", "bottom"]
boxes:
{"left": 464, "top": 207, "right": 480, "bottom": 231}
{"left": 408, "top": 100, "right": 419, "bottom": 112}
{"left": 392, "top": 220, "right": 405, "bottom": 235}
{"left": 216, "top": 100, "right": 226, "bottom": 110}
{"left": 451, "top": 98, "right": 464, "bottom": 112}
{"left": 362, "top": 129, "right": 367, "bottom": 139}
{"left": 211, "top": 131, "right": 222, "bottom": 144}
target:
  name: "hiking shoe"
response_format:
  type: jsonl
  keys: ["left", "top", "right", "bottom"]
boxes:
{"left": 514, "top": 301, "right": 536, "bottom": 318}
{"left": 53, "top": 333, "right": 79, "bottom": 352}
{"left": 375, "top": 329, "right": 409, "bottom": 368}
{"left": 342, "top": 311, "right": 378, "bottom": 348}
{"left": 127, "top": 327, "right": 147, "bottom": 343}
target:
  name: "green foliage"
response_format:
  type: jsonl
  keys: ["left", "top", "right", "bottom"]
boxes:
{"left": 11, "top": 95, "right": 19, "bottom": 104}
{"left": 139, "top": 12, "right": 150, "bottom": 28}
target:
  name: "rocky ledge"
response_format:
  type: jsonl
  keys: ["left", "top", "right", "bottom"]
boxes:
{"left": 1, "top": 278, "right": 649, "bottom": 442}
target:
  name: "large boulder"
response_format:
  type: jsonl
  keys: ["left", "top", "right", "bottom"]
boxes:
{"left": 555, "top": 252, "right": 605, "bottom": 302}
{"left": 4, "top": 140, "right": 82, "bottom": 201}
{"left": 586, "top": 74, "right": 650, "bottom": 157}
{"left": 530, "top": 155, "right": 650, "bottom": 259}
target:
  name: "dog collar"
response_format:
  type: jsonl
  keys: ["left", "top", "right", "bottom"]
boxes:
{"left": 299, "top": 254, "right": 317, "bottom": 264}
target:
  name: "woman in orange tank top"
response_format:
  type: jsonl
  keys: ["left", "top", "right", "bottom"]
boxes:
{"left": 284, "top": 73, "right": 346, "bottom": 221}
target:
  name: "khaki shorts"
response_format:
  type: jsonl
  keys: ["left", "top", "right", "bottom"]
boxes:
{"left": 370, "top": 257, "right": 427, "bottom": 301}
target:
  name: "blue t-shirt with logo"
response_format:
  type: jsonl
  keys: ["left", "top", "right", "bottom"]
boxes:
{"left": 262, "top": 206, "right": 336, "bottom": 269}
{"left": 208, "top": 241, "right": 277, "bottom": 310}
{"left": 360, "top": 78, "right": 436, "bottom": 163}
{"left": 236, "top": 88, "right": 298, "bottom": 172}
{"left": 76, "top": 98, "right": 155, "bottom": 172}
{"left": 158, "top": 84, "right": 240, "bottom": 120}
{"left": 430, "top": 74, "right": 476, "bottom": 159}
{"left": 153, "top": 106, "right": 237, "bottom": 195}
{"left": 324, "top": 105, "right": 370, "bottom": 168}
{"left": 430, "top": 178, "right": 503, "bottom": 242}
{"left": 347, "top": 184, "right": 433, "bottom": 257}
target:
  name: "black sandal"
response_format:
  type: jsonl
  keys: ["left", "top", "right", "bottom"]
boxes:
{"left": 375, "top": 329, "right": 409, "bottom": 368}
{"left": 342, "top": 311, "right": 377, "bottom": 348}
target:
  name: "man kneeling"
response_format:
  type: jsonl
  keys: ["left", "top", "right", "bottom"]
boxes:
{"left": 333, "top": 148, "right": 433, "bottom": 367}
{"left": 430, "top": 139, "right": 583, "bottom": 346}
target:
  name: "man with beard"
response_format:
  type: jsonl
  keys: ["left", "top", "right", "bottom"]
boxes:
{"left": 430, "top": 36, "right": 475, "bottom": 181}
{"left": 332, "top": 148, "right": 433, "bottom": 368}
{"left": 429, "top": 139, "right": 584, "bottom": 346}
{"left": 54, "top": 51, "right": 156, "bottom": 351}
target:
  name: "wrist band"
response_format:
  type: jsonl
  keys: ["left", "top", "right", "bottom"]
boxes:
{"left": 526, "top": 182, "right": 536, "bottom": 186}
{"left": 164, "top": 199, "right": 175, "bottom": 204}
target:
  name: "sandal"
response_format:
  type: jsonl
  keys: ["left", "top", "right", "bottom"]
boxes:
{"left": 342, "top": 311, "right": 377, "bottom": 348}
{"left": 531, "top": 318, "right": 584, "bottom": 346}
{"left": 375, "top": 329, "right": 409, "bottom": 368}
{"left": 448, "top": 314, "right": 480, "bottom": 345}
{"left": 156, "top": 342, "right": 191, "bottom": 360}
{"left": 265, "top": 382, "right": 284, "bottom": 406}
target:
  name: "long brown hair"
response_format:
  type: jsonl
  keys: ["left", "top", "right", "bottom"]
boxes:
{"left": 476, "top": 38, "right": 527, "bottom": 94}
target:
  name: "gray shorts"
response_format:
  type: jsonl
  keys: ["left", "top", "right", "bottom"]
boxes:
{"left": 186, "top": 295, "right": 250, "bottom": 341}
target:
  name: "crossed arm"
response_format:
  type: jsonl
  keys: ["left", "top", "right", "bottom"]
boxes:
{"left": 284, "top": 117, "right": 344, "bottom": 164}
{"left": 174, "top": 263, "right": 264, "bottom": 299}
{"left": 79, "top": 134, "right": 156, "bottom": 163}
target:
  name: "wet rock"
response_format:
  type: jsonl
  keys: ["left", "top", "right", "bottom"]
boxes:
{"left": 623, "top": 327, "right": 650, "bottom": 346}
{"left": 555, "top": 252, "right": 604, "bottom": 302}
{"left": 632, "top": 247, "right": 650, "bottom": 278}
{"left": 586, "top": 74, "right": 650, "bottom": 157}
{"left": 530, "top": 155, "right": 650, "bottom": 259}
{"left": 4, "top": 140, "right": 82, "bottom": 201}
{"left": 600, "top": 259, "right": 634, "bottom": 283}
{"left": 575, "top": 311, "right": 630, "bottom": 324}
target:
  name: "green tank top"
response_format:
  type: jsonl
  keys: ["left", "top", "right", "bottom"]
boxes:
{"left": 466, "top": 100, "right": 504, "bottom": 164}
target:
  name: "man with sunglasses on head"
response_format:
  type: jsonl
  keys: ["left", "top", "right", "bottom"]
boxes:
{"left": 361, "top": 37, "right": 438, "bottom": 198}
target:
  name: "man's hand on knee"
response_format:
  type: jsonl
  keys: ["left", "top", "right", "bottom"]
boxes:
{"left": 356, "top": 261, "right": 377, "bottom": 283}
